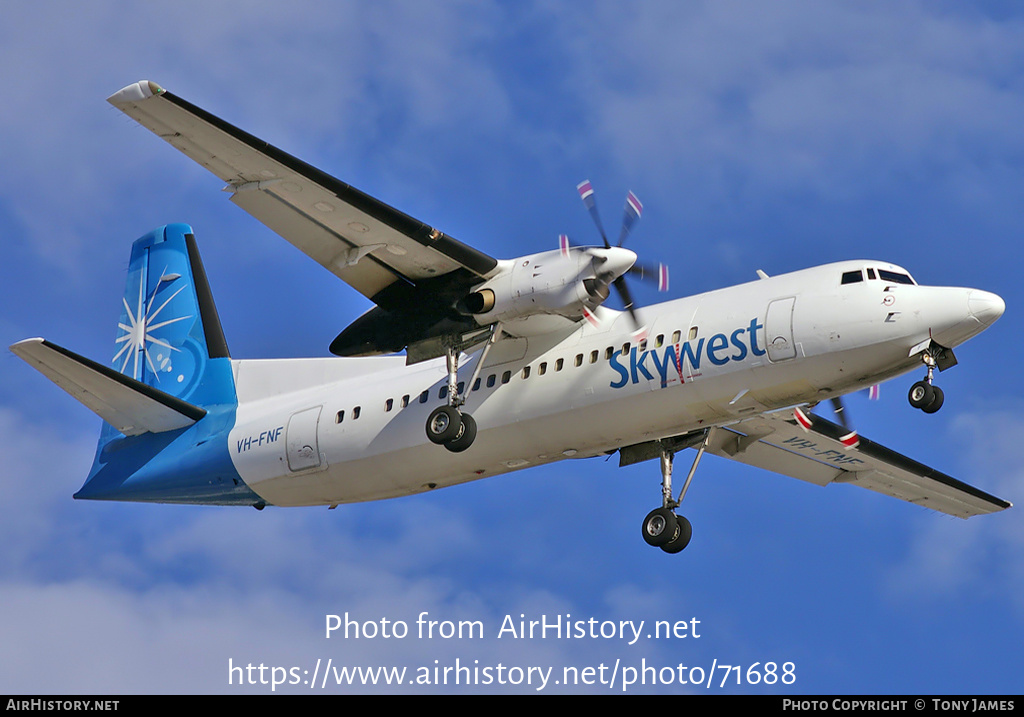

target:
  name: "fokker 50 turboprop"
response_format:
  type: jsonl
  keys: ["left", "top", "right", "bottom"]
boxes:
{"left": 11, "top": 80, "right": 1011, "bottom": 553}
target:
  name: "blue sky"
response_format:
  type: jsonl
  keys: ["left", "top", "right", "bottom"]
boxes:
{"left": 1, "top": 0, "right": 1022, "bottom": 694}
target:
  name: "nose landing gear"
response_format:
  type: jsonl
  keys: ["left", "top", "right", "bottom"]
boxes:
{"left": 908, "top": 380, "right": 944, "bottom": 413}
{"left": 907, "top": 350, "right": 945, "bottom": 414}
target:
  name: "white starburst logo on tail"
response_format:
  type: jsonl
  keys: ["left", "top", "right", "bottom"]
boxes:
{"left": 113, "top": 269, "right": 191, "bottom": 382}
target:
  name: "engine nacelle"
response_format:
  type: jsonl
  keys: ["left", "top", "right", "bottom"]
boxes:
{"left": 457, "top": 247, "right": 636, "bottom": 325}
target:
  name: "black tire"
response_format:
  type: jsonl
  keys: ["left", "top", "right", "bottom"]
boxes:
{"left": 908, "top": 380, "right": 934, "bottom": 410}
{"left": 426, "top": 405, "right": 461, "bottom": 444}
{"left": 922, "top": 385, "right": 945, "bottom": 414}
{"left": 444, "top": 413, "right": 477, "bottom": 453}
{"left": 642, "top": 508, "right": 678, "bottom": 547}
{"left": 661, "top": 515, "right": 692, "bottom": 554}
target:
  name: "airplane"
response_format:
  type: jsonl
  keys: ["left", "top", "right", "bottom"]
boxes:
{"left": 10, "top": 80, "right": 1011, "bottom": 554}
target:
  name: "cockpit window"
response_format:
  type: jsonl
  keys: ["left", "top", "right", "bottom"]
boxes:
{"left": 878, "top": 269, "right": 915, "bottom": 285}
{"left": 841, "top": 270, "right": 864, "bottom": 285}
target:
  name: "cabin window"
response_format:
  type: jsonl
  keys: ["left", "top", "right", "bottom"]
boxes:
{"left": 621, "top": 343, "right": 630, "bottom": 355}
{"left": 336, "top": 410, "right": 344, "bottom": 423}
{"left": 521, "top": 366, "right": 531, "bottom": 380}
{"left": 472, "top": 378, "right": 481, "bottom": 391}
{"left": 555, "top": 358, "right": 564, "bottom": 372}
{"left": 574, "top": 353, "right": 583, "bottom": 367}
{"left": 538, "top": 362, "right": 547, "bottom": 376}
{"left": 439, "top": 386, "right": 448, "bottom": 399}
{"left": 639, "top": 338, "right": 647, "bottom": 351}
{"left": 401, "top": 394, "right": 410, "bottom": 408}
{"left": 502, "top": 370, "right": 511, "bottom": 384}
{"left": 419, "top": 390, "right": 429, "bottom": 404}
{"left": 841, "top": 270, "right": 864, "bottom": 285}
{"left": 605, "top": 347, "right": 614, "bottom": 360}
{"left": 487, "top": 374, "right": 496, "bottom": 388}
{"left": 655, "top": 334, "right": 664, "bottom": 348}
{"left": 672, "top": 330, "right": 681, "bottom": 344}
{"left": 352, "top": 406, "right": 361, "bottom": 420}
{"left": 688, "top": 327, "right": 698, "bottom": 341}
{"left": 589, "top": 350, "right": 599, "bottom": 364}
{"left": 385, "top": 398, "right": 393, "bottom": 412}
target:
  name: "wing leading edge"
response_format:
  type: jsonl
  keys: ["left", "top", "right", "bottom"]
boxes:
{"left": 108, "top": 80, "right": 499, "bottom": 355}
{"left": 703, "top": 411, "right": 1010, "bottom": 518}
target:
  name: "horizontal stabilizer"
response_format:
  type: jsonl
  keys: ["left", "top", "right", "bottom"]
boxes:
{"left": 10, "top": 338, "right": 206, "bottom": 436}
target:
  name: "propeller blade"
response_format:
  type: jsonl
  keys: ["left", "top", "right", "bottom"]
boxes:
{"left": 613, "top": 275, "right": 641, "bottom": 329}
{"left": 795, "top": 401, "right": 859, "bottom": 449}
{"left": 559, "top": 233, "right": 571, "bottom": 258}
{"left": 617, "top": 190, "right": 643, "bottom": 246}
{"left": 829, "top": 397, "right": 860, "bottom": 449}
{"left": 628, "top": 262, "right": 670, "bottom": 292}
{"left": 582, "top": 306, "right": 604, "bottom": 328}
{"left": 830, "top": 397, "right": 850, "bottom": 431}
{"left": 577, "top": 179, "right": 610, "bottom": 248}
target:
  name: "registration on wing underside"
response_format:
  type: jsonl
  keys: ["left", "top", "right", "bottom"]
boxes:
{"left": 709, "top": 414, "right": 1009, "bottom": 518}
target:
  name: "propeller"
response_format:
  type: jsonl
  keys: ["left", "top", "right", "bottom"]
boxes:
{"left": 794, "top": 386, "right": 880, "bottom": 450}
{"left": 571, "top": 179, "right": 669, "bottom": 328}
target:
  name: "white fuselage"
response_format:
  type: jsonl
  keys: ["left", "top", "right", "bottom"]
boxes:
{"left": 226, "top": 260, "right": 1000, "bottom": 508}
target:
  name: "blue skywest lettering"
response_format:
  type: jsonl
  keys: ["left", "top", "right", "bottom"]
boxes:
{"left": 730, "top": 328, "right": 748, "bottom": 362}
{"left": 650, "top": 347, "right": 677, "bottom": 387}
{"left": 609, "top": 351, "right": 630, "bottom": 389}
{"left": 607, "top": 317, "right": 767, "bottom": 389}
{"left": 748, "top": 318, "right": 766, "bottom": 356}
{"left": 630, "top": 348, "right": 655, "bottom": 383}
{"left": 679, "top": 338, "right": 704, "bottom": 371}
{"left": 707, "top": 333, "right": 730, "bottom": 366}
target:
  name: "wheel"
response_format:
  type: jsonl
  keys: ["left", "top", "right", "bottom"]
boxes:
{"left": 642, "top": 508, "right": 679, "bottom": 547}
{"left": 661, "top": 515, "right": 692, "bottom": 554}
{"left": 426, "top": 405, "right": 461, "bottom": 444}
{"left": 922, "top": 385, "right": 944, "bottom": 414}
{"left": 444, "top": 413, "right": 477, "bottom": 453}
{"left": 908, "top": 380, "right": 934, "bottom": 410}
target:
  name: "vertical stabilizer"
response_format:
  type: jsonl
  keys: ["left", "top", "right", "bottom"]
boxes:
{"left": 64, "top": 224, "right": 255, "bottom": 505}
{"left": 112, "top": 224, "right": 232, "bottom": 407}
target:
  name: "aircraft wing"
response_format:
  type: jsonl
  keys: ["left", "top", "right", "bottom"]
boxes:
{"left": 703, "top": 410, "right": 1010, "bottom": 518}
{"left": 107, "top": 81, "right": 499, "bottom": 352}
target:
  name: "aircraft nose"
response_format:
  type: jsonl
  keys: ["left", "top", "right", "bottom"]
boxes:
{"left": 968, "top": 289, "right": 1005, "bottom": 327}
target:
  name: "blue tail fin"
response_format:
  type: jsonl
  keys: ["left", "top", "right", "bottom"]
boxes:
{"left": 112, "top": 223, "right": 231, "bottom": 403}
{"left": 72, "top": 224, "right": 257, "bottom": 505}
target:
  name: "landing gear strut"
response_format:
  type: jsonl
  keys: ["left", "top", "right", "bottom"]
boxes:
{"left": 641, "top": 429, "right": 711, "bottom": 554}
{"left": 907, "top": 351, "right": 945, "bottom": 414}
{"left": 425, "top": 346, "right": 477, "bottom": 452}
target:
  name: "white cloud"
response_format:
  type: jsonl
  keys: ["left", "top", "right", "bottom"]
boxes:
{"left": 547, "top": 1, "right": 1024, "bottom": 205}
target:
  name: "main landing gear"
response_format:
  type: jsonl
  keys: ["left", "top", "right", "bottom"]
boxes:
{"left": 425, "top": 347, "right": 477, "bottom": 452}
{"left": 907, "top": 351, "right": 944, "bottom": 414}
{"left": 641, "top": 429, "right": 711, "bottom": 554}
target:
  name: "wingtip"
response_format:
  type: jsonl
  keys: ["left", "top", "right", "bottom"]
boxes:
{"left": 9, "top": 337, "right": 44, "bottom": 355}
{"left": 107, "top": 80, "right": 164, "bottom": 106}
